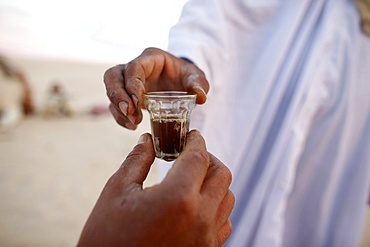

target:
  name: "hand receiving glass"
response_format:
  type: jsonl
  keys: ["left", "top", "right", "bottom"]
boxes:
{"left": 77, "top": 130, "right": 234, "bottom": 247}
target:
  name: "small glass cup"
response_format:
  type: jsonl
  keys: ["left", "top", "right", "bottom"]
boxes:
{"left": 144, "top": 91, "right": 197, "bottom": 161}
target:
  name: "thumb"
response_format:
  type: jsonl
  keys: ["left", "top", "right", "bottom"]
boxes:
{"left": 115, "top": 133, "right": 155, "bottom": 190}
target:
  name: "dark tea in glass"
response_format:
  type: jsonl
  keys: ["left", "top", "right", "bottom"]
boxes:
{"left": 151, "top": 118, "right": 190, "bottom": 161}
{"left": 144, "top": 91, "right": 196, "bottom": 161}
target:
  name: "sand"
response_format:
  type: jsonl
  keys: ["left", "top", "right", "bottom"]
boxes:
{"left": 0, "top": 57, "right": 369, "bottom": 247}
{"left": 0, "top": 57, "right": 158, "bottom": 246}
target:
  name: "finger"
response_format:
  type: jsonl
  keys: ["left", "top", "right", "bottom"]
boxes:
{"left": 216, "top": 219, "right": 233, "bottom": 247}
{"left": 104, "top": 65, "right": 136, "bottom": 116}
{"left": 161, "top": 130, "right": 209, "bottom": 192}
{"left": 113, "top": 133, "right": 155, "bottom": 191}
{"left": 110, "top": 103, "right": 143, "bottom": 128}
{"left": 130, "top": 107, "right": 144, "bottom": 125}
{"left": 123, "top": 61, "right": 148, "bottom": 109}
{"left": 124, "top": 47, "right": 184, "bottom": 106}
{"left": 109, "top": 103, "right": 137, "bottom": 130}
{"left": 124, "top": 48, "right": 164, "bottom": 109}
{"left": 125, "top": 48, "right": 210, "bottom": 107}
{"left": 201, "top": 153, "right": 232, "bottom": 204}
{"left": 216, "top": 190, "right": 235, "bottom": 228}
{"left": 115, "top": 104, "right": 143, "bottom": 125}
{"left": 180, "top": 61, "right": 209, "bottom": 105}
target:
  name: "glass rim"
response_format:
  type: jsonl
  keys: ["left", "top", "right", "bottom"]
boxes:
{"left": 144, "top": 91, "right": 197, "bottom": 99}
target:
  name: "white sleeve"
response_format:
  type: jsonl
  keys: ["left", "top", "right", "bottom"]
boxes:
{"left": 167, "top": 0, "right": 230, "bottom": 82}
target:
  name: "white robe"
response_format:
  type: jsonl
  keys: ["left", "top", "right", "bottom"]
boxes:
{"left": 162, "top": 0, "right": 370, "bottom": 246}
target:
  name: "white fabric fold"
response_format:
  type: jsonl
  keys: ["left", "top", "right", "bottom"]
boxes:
{"left": 162, "top": 0, "right": 370, "bottom": 246}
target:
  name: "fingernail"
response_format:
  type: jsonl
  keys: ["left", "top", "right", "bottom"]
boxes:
{"left": 119, "top": 101, "right": 128, "bottom": 116}
{"left": 131, "top": 94, "right": 139, "bottom": 108}
{"left": 138, "top": 133, "right": 149, "bottom": 144}
{"left": 194, "top": 85, "right": 206, "bottom": 99}
{"left": 125, "top": 121, "right": 137, "bottom": 130}
{"left": 127, "top": 114, "right": 136, "bottom": 124}
{"left": 125, "top": 122, "right": 137, "bottom": 130}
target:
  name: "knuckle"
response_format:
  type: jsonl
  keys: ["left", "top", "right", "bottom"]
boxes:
{"left": 189, "top": 149, "right": 209, "bottom": 165}
{"left": 103, "top": 69, "right": 111, "bottom": 83}
{"left": 229, "top": 190, "right": 236, "bottom": 206}
{"left": 211, "top": 158, "right": 232, "bottom": 185}
{"left": 103, "top": 172, "right": 121, "bottom": 195}
{"left": 217, "top": 220, "right": 233, "bottom": 246}
{"left": 105, "top": 173, "right": 117, "bottom": 188}
{"left": 107, "top": 88, "right": 120, "bottom": 102}
{"left": 173, "top": 192, "right": 199, "bottom": 217}
{"left": 103, "top": 66, "right": 120, "bottom": 83}
{"left": 103, "top": 67, "right": 113, "bottom": 81}
{"left": 222, "top": 166, "right": 233, "bottom": 185}
{"left": 127, "top": 77, "right": 145, "bottom": 93}
{"left": 125, "top": 146, "right": 146, "bottom": 163}
{"left": 142, "top": 47, "right": 159, "bottom": 56}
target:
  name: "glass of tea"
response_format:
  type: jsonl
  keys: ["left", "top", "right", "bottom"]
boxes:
{"left": 144, "top": 91, "right": 197, "bottom": 161}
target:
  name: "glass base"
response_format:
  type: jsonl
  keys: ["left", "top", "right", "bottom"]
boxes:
{"left": 155, "top": 151, "right": 179, "bottom": 162}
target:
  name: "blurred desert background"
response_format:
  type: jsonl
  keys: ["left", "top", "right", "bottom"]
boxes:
{"left": 0, "top": 57, "right": 158, "bottom": 247}
{"left": 0, "top": 0, "right": 369, "bottom": 247}
{"left": 0, "top": 0, "right": 182, "bottom": 246}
